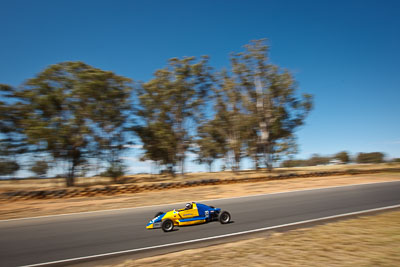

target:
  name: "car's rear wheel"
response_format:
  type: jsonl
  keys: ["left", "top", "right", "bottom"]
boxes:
{"left": 219, "top": 211, "right": 231, "bottom": 224}
{"left": 162, "top": 219, "right": 174, "bottom": 232}
{"left": 155, "top": 211, "right": 164, "bottom": 218}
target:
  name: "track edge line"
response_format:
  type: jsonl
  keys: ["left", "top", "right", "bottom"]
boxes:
{"left": 21, "top": 203, "right": 400, "bottom": 267}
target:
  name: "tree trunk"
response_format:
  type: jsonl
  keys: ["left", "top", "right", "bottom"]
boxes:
{"left": 208, "top": 161, "right": 212, "bottom": 173}
{"left": 255, "top": 76, "right": 273, "bottom": 172}
{"left": 66, "top": 163, "right": 75, "bottom": 187}
{"left": 234, "top": 158, "right": 240, "bottom": 172}
{"left": 66, "top": 149, "right": 80, "bottom": 187}
{"left": 180, "top": 158, "right": 185, "bottom": 175}
{"left": 253, "top": 156, "right": 259, "bottom": 171}
{"left": 264, "top": 144, "right": 273, "bottom": 172}
{"left": 167, "top": 164, "right": 175, "bottom": 177}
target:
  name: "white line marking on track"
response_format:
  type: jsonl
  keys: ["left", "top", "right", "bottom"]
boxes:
{"left": 1, "top": 180, "right": 399, "bottom": 223}
{"left": 20, "top": 204, "right": 400, "bottom": 267}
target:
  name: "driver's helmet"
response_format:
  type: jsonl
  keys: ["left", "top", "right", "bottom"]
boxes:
{"left": 185, "top": 203, "right": 192, "bottom": 209}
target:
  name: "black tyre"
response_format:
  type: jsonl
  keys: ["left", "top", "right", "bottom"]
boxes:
{"left": 155, "top": 211, "right": 164, "bottom": 218}
{"left": 219, "top": 211, "right": 231, "bottom": 224}
{"left": 162, "top": 219, "right": 174, "bottom": 232}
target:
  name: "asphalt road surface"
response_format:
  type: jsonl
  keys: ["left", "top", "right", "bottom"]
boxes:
{"left": 1, "top": 181, "right": 400, "bottom": 267}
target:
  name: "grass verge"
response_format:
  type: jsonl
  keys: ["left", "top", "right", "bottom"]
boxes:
{"left": 103, "top": 210, "right": 400, "bottom": 267}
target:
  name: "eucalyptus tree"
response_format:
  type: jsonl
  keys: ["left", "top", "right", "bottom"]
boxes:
{"left": 212, "top": 71, "right": 249, "bottom": 171}
{"left": 356, "top": 152, "right": 385, "bottom": 164}
{"left": 134, "top": 120, "right": 178, "bottom": 174}
{"left": 0, "top": 160, "right": 19, "bottom": 177}
{"left": 334, "top": 151, "right": 350, "bottom": 164}
{"left": 0, "top": 84, "right": 29, "bottom": 158}
{"left": 17, "top": 61, "right": 133, "bottom": 186}
{"left": 30, "top": 160, "right": 49, "bottom": 177}
{"left": 230, "top": 39, "right": 313, "bottom": 170}
{"left": 195, "top": 119, "right": 226, "bottom": 172}
{"left": 135, "top": 56, "right": 213, "bottom": 174}
{"left": 0, "top": 84, "right": 29, "bottom": 178}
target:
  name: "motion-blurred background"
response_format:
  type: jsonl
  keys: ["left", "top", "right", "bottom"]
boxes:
{"left": 1, "top": 0, "right": 399, "bottom": 186}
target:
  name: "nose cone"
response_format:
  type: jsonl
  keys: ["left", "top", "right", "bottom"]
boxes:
{"left": 146, "top": 213, "right": 165, "bottom": 229}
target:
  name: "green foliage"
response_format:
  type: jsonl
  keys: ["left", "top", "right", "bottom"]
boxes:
{"left": 280, "top": 159, "right": 308, "bottom": 168}
{"left": 0, "top": 160, "right": 20, "bottom": 176}
{"left": 30, "top": 160, "right": 49, "bottom": 176}
{"left": 17, "top": 61, "right": 133, "bottom": 186}
{"left": 224, "top": 39, "right": 313, "bottom": 170}
{"left": 281, "top": 154, "right": 330, "bottom": 167}
{"left": 210, "top": 71, "right": 250, "bottom": 171}
{"left": 134, "top": 121, "right": 178, "bottom": 170}
{"left": 334, "top": 151, "right": 350, "bottom": 163}
{"left": 1, "top": 39, "right": 316, "bottom": 178}
{"left": 101, "top": 161, "right": 125, "bottom": 181}
{"left": 0, "top": 84, "right": 29, "bottom": 157}
{"left": 307, "top": 154, "right": 331, "bottom": 166}
{"left": 356, "top": 152, "right": 385, "bottom": 164}
{"left": 194, "top": 120, "right": 226, "bottom": 172}
{"left": 281, "top": 151, "right": 387, "bottom": 167}
{"left": 134, "top": 56, "right": 213, "bottom": 174}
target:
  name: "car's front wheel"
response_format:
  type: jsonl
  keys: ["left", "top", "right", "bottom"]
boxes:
{"left": 219, "top": 211, "right": 231, "bottom": 224}
{"left": 162, "top": 219, "right": 174, "bottom": 232}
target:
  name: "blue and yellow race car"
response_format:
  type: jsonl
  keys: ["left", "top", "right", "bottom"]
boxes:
{"left": 146, "top": 202, "right": 231, "bottom": 232}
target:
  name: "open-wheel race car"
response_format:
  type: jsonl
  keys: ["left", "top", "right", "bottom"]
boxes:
{"left": 146, "top": 202, "right": 231, "bottom": 232}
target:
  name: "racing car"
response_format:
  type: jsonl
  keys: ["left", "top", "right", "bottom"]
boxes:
{"left": 146, "top": 202, "right": 231, "bottom": 232}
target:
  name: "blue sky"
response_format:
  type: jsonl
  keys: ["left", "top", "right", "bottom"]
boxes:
{"left": 1, "top": 0, "right": 399, "bottom": 174}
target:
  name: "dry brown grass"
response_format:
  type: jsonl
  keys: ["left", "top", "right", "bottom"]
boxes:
{"left": 103, "top": 210, "right": 400, "bottom": 267}
{"left": 1, "top": 163, "right": 399, "bottom": 192}
{"left": 1, "top": 172, "right": 399, "bottom": 220}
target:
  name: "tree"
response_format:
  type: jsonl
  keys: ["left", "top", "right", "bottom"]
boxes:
{"left": 135, "top": 56, "right": 213, "bottom": 174}
{"left": 307, "top": 153, "right": 331, "bottom": 166}
{"left": 134, "top": 121, "right": 178, "bottom": 174}
{"left": 17, "top": 61, "right": 133, "bottom": 186}
{"left": 0, "top": 84, "right": 29, "bottom": 158}
{"left": 356, "top": 152, "right": 385, "bottom": 164}
{"left": 280, "top": 159, "right": 307, "bottom": 168}
{"left": 100, "top": 160, "right": 125, "bottom": 182}
{"left": 195, "top": 119, "right": 226, "bottom": 172}
{"left": 334, "top": 151, "right": 350, "bottom": 164}
{"left": 0, "top": 85, "right": 29, "bottom": 178}
{"left": 0, "top": 160, "right": 20, "bottom": 177}
{"left": 230, "top": 39, "right": 313, "bottom": 170}
{"left": 212, "top": 71, "right": 249, "bottom": 171}
{"left": 30, "top": 160, "right": 49, "bottom": 177}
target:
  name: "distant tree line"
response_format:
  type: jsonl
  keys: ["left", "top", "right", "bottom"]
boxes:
{"left": 280, "top": 151, "right": 391, "bottom": 167}
{"left": 1, "top": 39, "right": 314, "bottom": 185}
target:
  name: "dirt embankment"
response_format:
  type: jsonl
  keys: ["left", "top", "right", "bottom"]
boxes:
{"left": 2, "top": 165, "right": 400, "bottom": 201}
{"left": 2, "top": 163, "right": 399, "bottom": 191}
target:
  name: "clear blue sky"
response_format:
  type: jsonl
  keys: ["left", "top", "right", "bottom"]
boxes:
{"left": 1, "top": 0, "right": 399, "bottom": 174}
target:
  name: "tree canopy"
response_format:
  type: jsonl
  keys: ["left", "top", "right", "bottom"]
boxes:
{"left": 134, "top": 56, "right": 214, "bottom": 174}
{"left": 0, "top": 39, "right": 315, "bottom": 182}
{"left": 15, "top": 61, "right": 133, "bottom": 186}
{"left": 229, "top": 39, "right": 313, "bottom": 170}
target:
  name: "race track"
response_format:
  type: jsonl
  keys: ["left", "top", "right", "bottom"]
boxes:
{"left": 1, "top": 181, "right": 400, "bottom": 267}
